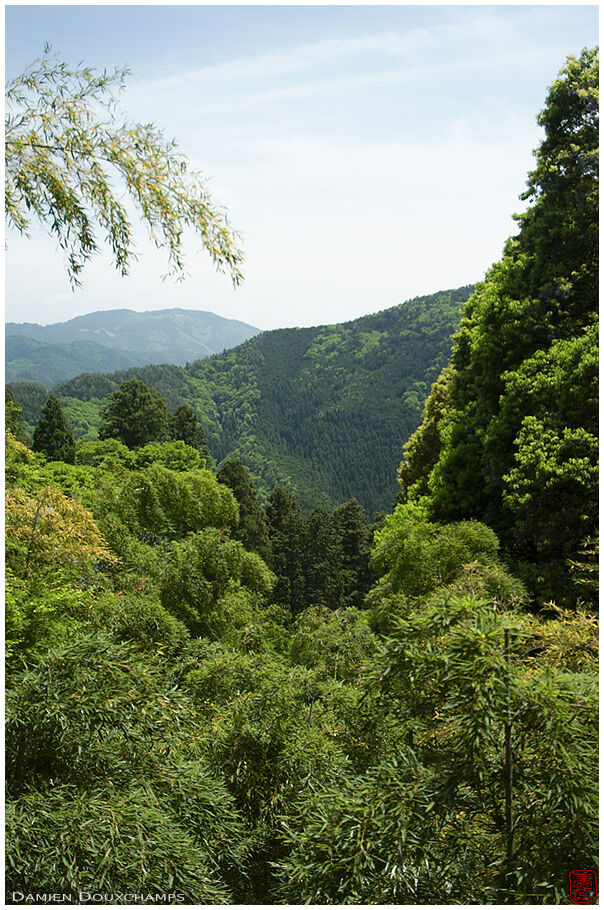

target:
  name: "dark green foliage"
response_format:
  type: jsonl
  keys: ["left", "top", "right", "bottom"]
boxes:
{"left": 99, "top": 379, "right": 173, "bottom": 448}
{"left": 332, "top": 499, "right": 374, "bottom": 607}
{"left": 7, "top": 380, "right": 49, "bottom": 426}
{"left": 32, "top": 394, "right": 76, "bottom": 463}
{"left": 5, "top": 334, "right": 149, "bottom": 387}
{"left": 5, "top": 387, "right": 30, "bottom": 444}
{"left": 5, "top": 634, "right": 248, "bottom": 903}
{"left": 279, "top": 596, "right": 597, "bottom": 905}
{"left": 173, "top": 402, "right": 211, "bottom": 463}
{"left": 217, "top": 457, "right": 271, "bottom": 559}
{"left": 303, "top": 508, "right": 344, "bottom": 608}
{"left": 265, "top": 487, "right": 308, "bottom": 612}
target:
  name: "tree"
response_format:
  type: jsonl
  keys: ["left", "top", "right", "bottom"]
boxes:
{"left": 400, "top": 50, "right": 599, "bottom": 605}
{"left": 303, "top": 508, "right": 344, "bottom": 608}
{"left": 98, "top": 378, "right": 172, "bottom": 448}
{"left": 332, "top": 498, "right": 374, "bottom": 607}
{"left": 173, "top": 403, "right": 210, "bottom": 464}
{"left": 32, "top": 394, "right": 75, "bottom": 463}
{"left": 265, "top": 487, "right": 307, "bottom": 613}
{"left": 217, "top": 458, "right": 271, "bottom": 560}
{"left": 5, "top": 47, "right": 244, "bottom": 287}
{"left": 5, "top": 388, "right": 30, "bottom": 445}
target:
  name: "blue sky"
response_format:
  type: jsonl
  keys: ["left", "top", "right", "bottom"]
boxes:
{"left": 5, "top": 4, "right": 599, "bottom": 329}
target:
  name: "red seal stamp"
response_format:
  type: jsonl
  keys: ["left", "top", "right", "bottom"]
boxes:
{"left": 569, "top": 870, "right": 598, "bottom": 904}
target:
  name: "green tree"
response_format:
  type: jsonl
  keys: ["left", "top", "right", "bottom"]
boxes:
{"left": 332, "top": 498, "right": 374, "bottom": 607}
{"left": 159, "top": 529, "right": 274, "bottom": 635}
{"left": 217, "top": 458, "right": 271, "bottom": 560}
{"left": 5, "top": 47, "right": 244, "bottom": 287}
{"left": 398, "top": 366, "right": 453, "bottom": 502}
{"left": 304, "top": 508, "right": 344, "bottom": 608}
{"left": 278, "top": 598, "right": 598, "bottom": 905}
{"left": 402, "top": 50, "right": 598, "bottom": 605}
{"left": 98, "top": 378, "right": 172, "bottom": 448}
{"left": 5, "top": 387, "right": 30, "bottom": 445}
{"left": 32, "top": 394, "right": 75, "bottom": 463}
{"left": 173, "top": 403, "right": 211, "bottom": 464}
{"left": 265, "top": 487, "right": 307, "bottom": 613}
{"left": 6, "top": 634, "right": 248, "bottom": 902}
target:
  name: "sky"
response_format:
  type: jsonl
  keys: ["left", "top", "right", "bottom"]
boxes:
{"left": 4, "top": 3, "right": 599, "bottom": 330}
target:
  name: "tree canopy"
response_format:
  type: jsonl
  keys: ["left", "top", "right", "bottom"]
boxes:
{"left": 32, "top": 394, "right": 76, "bottom": 463}
{"left": 98, "top": 379, "right": 173, "bottom": 448}
{"left": 398, "top": 49, "right": 599, "bottom": 607}
{"left": 5, "top": 47, "right": 244, "bottom": 287}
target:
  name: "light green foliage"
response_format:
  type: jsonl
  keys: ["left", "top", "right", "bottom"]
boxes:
{"left": 280, "top": 596, "right": 598, "bottom": 904}
{"left": 371, "top": 501, "right": 500, "bottom": 598}
{"left": 6, "top": 786, "right": 235, "bottom": 904}
{"left": 134, "top": 440, "right": 204, "bottom": 472}
{"left": 290, "top": 606, "right": 377, "bottom": 684}
{"left": 160, "top": 528, "right": 274, "bottom": 634}
{"left": 398, "top": 366, "right": 453, "bottom": 501}
{"left": 76, "top": 437, "right": 136, "bottom": 468}
{"left": 5, "top": 485, "right": 116, "bottom": 581}
{"left": 5, "top": 568, "right": 88, "bottom": 666}
{"left": 90, "top": 593, "right": 190, "bottom": 653}
{"left": 5, "top": 47, "right": 244, "bottom": 287}
{"left": 6, "top": 634, "right": 248, "bottom": 902}
{"left": 57, "top": 396, "right": 104, "bottom": 441}
{"left": 114, "top": 464, "right": 238, "bottom": 543}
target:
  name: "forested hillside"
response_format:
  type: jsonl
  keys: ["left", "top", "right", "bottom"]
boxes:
{"left": 5, "top": 47, "right": 598, "bottom": 907}
{"left": 6, "top": 308, "right": 261, "bottom": 383}
{"left": 6, "top": 335, "right": 150, "bottom": 386}
{"left": 12, "top": 286, "right": 472, "bottom": 514}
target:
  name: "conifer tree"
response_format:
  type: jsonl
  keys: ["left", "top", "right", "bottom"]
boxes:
{"left": 217, "top": 458, "right": 271, "bottom": 560}
{"left": 32, "top": 394, "right": 75, "bottom": 463}
{"left": 99, "top": 379, "right": 172, "bottom": 448}
{"left": 265, "top": 487, "right": 307, "bottom": 613}
{"left": 332, "top": 499, "right": 374, "bottom": 607}
{"left": 173, "top": 403, "right": 211, "bottom": 465}
{"left": 304, "top": 508, "right": 344, "bottom": 608}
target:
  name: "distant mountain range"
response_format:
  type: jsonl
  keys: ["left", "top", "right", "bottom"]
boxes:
{"left": 5, "top": 308, "right": 261, "bottom": 384}
{"left": 10, "top": 287, "right": 473, "bottom": 514}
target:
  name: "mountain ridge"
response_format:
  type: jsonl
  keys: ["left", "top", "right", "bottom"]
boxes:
{"left": 10, "top": 287, "right": 474, "bottom": 513}
{"left": 6, "top": 307, "right": 261, "bottom": 383}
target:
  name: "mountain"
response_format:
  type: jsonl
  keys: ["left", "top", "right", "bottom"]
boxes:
{"left": 12, "top": 287, "right": 473, "bottom": 514}
{"left": 6, "top": 308, "right": 261, "bottom": 382}
{"left": 5, "top": 335, "right": 151, "bottom": 387}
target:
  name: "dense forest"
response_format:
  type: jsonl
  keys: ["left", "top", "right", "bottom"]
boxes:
{"left": 5, "top": 48, "right": 598, "bottom": 905}
{"left": 10, "top": 285, "right": 472, "bottom": 515}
